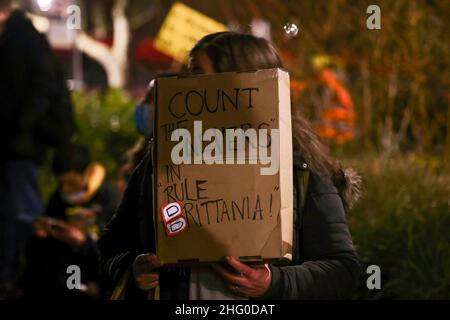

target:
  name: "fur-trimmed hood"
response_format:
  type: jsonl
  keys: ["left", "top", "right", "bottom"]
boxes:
{"left": 332, "top": 167, "right": 363, "bottom": 212}
{"left": 294, "top": 152, "right": 363, "bottom": 212}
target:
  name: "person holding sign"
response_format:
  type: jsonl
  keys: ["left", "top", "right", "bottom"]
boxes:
{"left": 98, "top": 32, "right": 361, "bottom": 300}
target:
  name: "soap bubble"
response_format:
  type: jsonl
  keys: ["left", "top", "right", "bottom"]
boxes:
{"left": 284, "top": 22, "right": 299, "bottom": 38}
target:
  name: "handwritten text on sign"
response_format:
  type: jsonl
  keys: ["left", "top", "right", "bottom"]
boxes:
{"left": 162, "top": 164, "right": 276, "bottom": 228}
{"left": 156, "top": 71, "right": 286, "bottom": 235}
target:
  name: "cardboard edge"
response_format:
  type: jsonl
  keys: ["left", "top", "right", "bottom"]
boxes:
{"left": 154, "top": 69, "right": 294, "bottom": 263}
{"left": 277, "top": 69, "right": 294, "bottom": 260}
{"left": 153, "top": 80, "right": 160, "bottom": 254}
{"left": 157, "top": 68, "right": 288, "bottom": 82}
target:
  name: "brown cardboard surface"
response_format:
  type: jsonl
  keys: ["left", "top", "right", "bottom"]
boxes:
{"left": 154, "top": 68, "right": 293, "bottom": 264}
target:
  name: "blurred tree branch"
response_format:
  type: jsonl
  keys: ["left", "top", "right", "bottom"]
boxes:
{"left": 76, "top": 0, "right": 129, "bottom": 88}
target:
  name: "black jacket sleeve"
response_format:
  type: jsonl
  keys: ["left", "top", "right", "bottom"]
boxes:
{"left": 263, "top": 173, "right": 360, "bottom": 299}
{"left": 97, "top": 162, "right": 143, "bottom": 286}
{"left": 18, "top": 32, "right": 57, "bottom": 133}
{"left": 44, "top": 192, "right": 68, "bottom": 220}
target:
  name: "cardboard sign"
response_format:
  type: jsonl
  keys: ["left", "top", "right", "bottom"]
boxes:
{"left": 154, "top": 2, "right": 227, "bottom": 63}
{"left": 154, "top": 69, "right": 293, "bottom": 264}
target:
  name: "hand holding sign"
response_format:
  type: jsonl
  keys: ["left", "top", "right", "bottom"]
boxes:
{"left": 133, "top": 254, "right": 164, "bottom": 291}
{"left": 212, "top": 256, "right": 272, "bottom": 298}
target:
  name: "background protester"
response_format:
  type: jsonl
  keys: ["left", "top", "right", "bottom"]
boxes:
{"left": 116, "top": 138, "right": 148, "bottom": 200}
{"left": 21, "top": 145, "right": 115, "bottom": 299}
{"left": 117, "top": 73, "right": 180, "bottom": 199}
{"left": 0, "top": 0, "right": 75, "bottom": 298}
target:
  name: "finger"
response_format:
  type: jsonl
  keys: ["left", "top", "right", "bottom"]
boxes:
{"left": 146, "top": 254, "right": 164, "bottom": 269}
{"left": 137, "top": 279, "right": 159, "bottom": 288}
{"left": 137, "top": 280, "right": 159, "bottom": 291}
{"left": 225, "top": 256, "right": 254, "bottom": 277}
{"left": 35, "top": 230, "right": 48, "bottom": 238}
{"left": 211, "top": 264, "right": 248, "bottom": 287}
{"left": 225, "top": 284, "right": 251, "bottom": 298}
{"left": 136, "top": 273, "right": 159, "bottom": 283}
{"left": 135, "top": 255, "right": 163, "bottom": 276}
{"left": 251, "top": 263, "right": 267, "bottom": 269}
{"left": 226, "top": 283, "right": 263, "bottom": 298}
{"left": 50, "top": 219, "right": 69, "bottom": 231}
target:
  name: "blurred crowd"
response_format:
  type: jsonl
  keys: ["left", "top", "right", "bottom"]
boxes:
{"left": 0, "top": 4, "right": 150, "bottom": 299}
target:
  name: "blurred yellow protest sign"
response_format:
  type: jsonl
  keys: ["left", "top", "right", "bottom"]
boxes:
{"left": 154, "top": 2, "right": 227, "bottom": 63}
{"left": 312, "top": 54, "right": 344, "bottom": 70}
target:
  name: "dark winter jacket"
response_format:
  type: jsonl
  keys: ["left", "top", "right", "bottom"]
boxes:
{"left": 98, "top": 148, "right": 361, "bottom": 300}
{"left": 0, "top": 11, "right": 74, "bottom": 163}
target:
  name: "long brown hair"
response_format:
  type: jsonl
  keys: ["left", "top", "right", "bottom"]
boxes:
{"left": 189, "top": 32, "right": 339, "bottom": 177}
